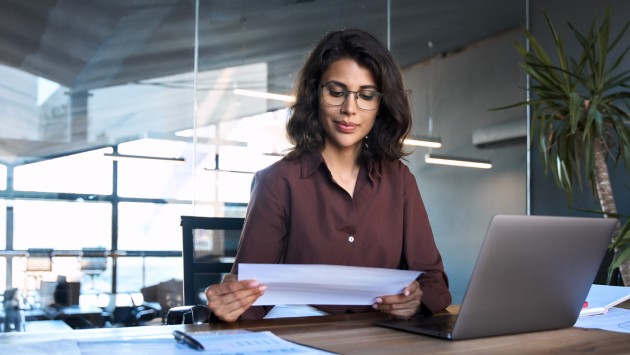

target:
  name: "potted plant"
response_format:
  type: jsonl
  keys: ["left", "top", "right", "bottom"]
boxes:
{"left": 499, "top": 7, "right": 630, "bottom": 285}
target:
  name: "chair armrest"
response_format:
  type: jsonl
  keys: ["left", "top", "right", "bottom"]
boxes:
{"left": 165, "top": 305, "right": 210, "bottom": 325}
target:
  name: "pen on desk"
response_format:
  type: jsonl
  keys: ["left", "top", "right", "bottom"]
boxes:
{"left": 173, "top": 330, "right": 205, "bottom": 351}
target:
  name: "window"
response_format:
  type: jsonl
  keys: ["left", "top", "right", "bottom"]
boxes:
{"left": 205, "top": 110, "right": 289, "bottom": 203}
{"left": 0, "top": 257, "right": 5, "bottom": 291}
{"left": 0, "top": 199, "right": 5, "bottom": 250}
{"left": 215, "top": 171, "right": 254, "bottom": 204}
{"left": 117, "top": 139, "right": 196, "bottom": 200}
{"left": 12, "top": 255, "right": 113, "bottom": 306}
{"left": 118, "top": 202, "right": 200, "bottom": 251}
{"left": 116, "top": 257, "right": 183, "bottom": 293}
{"left": 12, "top": 199, "right": 112, "bottom": 250}
{"left": 0, "top": 165, "right": 6, "bottom": 190}
{"left": 13, "top": 148, "right": 114, "bottom": 195}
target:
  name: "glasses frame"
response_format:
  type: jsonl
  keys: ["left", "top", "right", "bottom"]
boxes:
{"left": 319, "top": 84, "right": 382, "bottom": 111}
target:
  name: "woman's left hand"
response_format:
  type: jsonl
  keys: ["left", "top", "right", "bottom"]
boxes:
{"left": 373, "top": 280, "right": 422, "bottom": 319}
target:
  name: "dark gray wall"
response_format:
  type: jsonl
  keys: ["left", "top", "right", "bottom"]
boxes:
{"left": 529, "top": 0, "right": 630, "bottom": 284}
{"left": 410, "top": 0, "right": 630, "bottom": 302}
{"left": 403, "top": 30, "right": 528, "bottom": 303}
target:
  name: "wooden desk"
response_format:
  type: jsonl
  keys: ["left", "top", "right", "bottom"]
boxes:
{"left": 1, "top": 305, "right": 629, "bottom": 354}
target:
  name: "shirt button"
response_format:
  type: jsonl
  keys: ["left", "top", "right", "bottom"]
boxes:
{"left": 348, "top": 236, "right": 355, "bottom": 243}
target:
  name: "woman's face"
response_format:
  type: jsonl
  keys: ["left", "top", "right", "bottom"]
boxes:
{"left": 318, "top": 58, "right": 379, "bottom": 154}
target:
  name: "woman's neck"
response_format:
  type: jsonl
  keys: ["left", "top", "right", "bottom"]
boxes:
{"left": 321, "top": 144, "right": 362, "bottom": 197}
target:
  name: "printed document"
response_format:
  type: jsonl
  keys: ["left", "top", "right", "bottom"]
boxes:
{"left": 1, "top": 330, "right": 337, "bottom": 355}
{"left": 580, "top": 284, "right": 630, "bottom": 316}
{"left": 238, "top": 263, "right": 422, "bottom": 306}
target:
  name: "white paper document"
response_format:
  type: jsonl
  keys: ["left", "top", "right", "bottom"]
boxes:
{"left": 574, "top": 307, "right": 630, "bottom": 334}
{"left": 1, "top": 330, "right": 337, "bottom": 355}
{"left": 0, "top": 339, "right": 81, "bottom": 355}
{"left": 78, "top": 330, "right": 336, "bottom": 355}
{"left": 238, "top": 263, "right": 422, "bottom": 306}
{"left": 579, "top": 284, "right": 630, "bottom": 316}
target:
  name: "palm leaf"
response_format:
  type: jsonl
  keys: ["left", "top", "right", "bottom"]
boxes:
{"left": 498, "top": 6, "right": 630, "bottom": 282}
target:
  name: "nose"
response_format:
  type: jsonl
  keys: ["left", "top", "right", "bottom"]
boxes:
{"left": 340, "top": 92, "right": 358, "bottom": 114}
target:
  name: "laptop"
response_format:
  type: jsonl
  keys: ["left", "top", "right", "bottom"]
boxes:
{"left": 376, "top": 214, "right": 617, "bottom": 340}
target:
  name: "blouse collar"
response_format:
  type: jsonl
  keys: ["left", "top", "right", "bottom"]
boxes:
{"left": 299, "top": 151, "right": 380, "bottom": 181}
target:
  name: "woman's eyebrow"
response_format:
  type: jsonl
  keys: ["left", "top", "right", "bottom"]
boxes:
{"left": 323, "top": 80, "right": 347, "bottom": 88}
{"left": 323, "top": 80, "right": 378, "bottom": 90}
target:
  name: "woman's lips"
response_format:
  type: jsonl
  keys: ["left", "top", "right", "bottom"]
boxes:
{"left": 335, "top": 121, "right": 357, "bottom": 133}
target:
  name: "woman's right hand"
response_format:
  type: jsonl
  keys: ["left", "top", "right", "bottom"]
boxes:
{"left": 204, "top": 273, "right": 267, "bottom": 322}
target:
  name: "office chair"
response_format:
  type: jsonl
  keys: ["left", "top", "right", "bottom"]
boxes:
{"left": 166, "top": 304, "right": 211, "bottom": 325}
{"left": 24, "top": 248, "right": 54, "bottom": 309}
{"left": 80, "top": 247, "right": 108, "bottom": 293}
{"left": 167, "top": 216, "right": 244, "bottom": 324}
{"left": 141, "top": 278, "right": 183, "bottom": 322}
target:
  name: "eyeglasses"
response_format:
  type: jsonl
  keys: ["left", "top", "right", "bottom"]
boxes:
{"left": 319, "top": 84, "right": 382, "bottom": 111}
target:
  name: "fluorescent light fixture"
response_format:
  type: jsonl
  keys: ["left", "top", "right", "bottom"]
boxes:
{"left": 104, "top": 153, "right": 186, "bottom": 164}
{"left": 233, "top": 89, "right": 295, "bottom": 102}
{"left": 403, "top": 136, "right": 442, "bottom": 148}
{"left": 262, "top": 152, "right": 285, "bottom": 157}
{"left": 425, "top": 153, "right": 492, "bottom": 169}
{"left": 204, "top": 167, "right": 254, "bottom": 174}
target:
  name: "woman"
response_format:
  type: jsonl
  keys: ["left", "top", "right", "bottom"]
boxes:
{"left": 205, "top": 28, "right": 451, "bottom": 322}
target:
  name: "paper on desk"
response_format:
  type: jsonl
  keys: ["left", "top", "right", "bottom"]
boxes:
{"left": 574, "top": 307, "right": 630, "bottom": 334}
{"left": 78, "top": 330, "right": 336, "bottom": 355}
{"left": 0, "top": 339, "right": 81, "bottom": 355}
{"left": 239, "top": 263, "right": 422, "bottom": 306}
{"left": 579, "top": 284, "right": 630, "bottom": 316}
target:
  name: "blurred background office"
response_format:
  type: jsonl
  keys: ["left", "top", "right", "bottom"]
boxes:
{"left": 0, "top": 0, "right": 628, "bottom": 328}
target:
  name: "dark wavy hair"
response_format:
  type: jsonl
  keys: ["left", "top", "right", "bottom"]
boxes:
{"left": 286, "top": 28, "right": 412, "bottom": 162}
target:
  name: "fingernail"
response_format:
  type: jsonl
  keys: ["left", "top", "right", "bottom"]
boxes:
{"left": 249, "top": 281, "right": 259, "bottom": 287}
{"left": 404, "top": 290, "right": 410, "bottom": 297}
{"left": 375, "top": 298, "right": 382, "bottom": 304}
{"left": 259, "top": 285, "right": 268, "bottom": 291}
{"left": 372, "top": 304, "right": 378, "bottom": 310}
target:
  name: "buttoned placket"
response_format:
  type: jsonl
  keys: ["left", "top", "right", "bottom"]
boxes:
{"left": 320, "top": 159, "right": 376, "bottom": 248}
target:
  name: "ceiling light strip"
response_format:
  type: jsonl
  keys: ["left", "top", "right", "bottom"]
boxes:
{"left": 403, "top": 136, "right": 442, "bottom": 148}
{"left": 104, "top": 153, "right": 186, "bottom": 164}
{"left": 204, "top": 168, "right": 254, "bottom": 174}
{"left": 425, "top": 154, "right": 492, "bottom": 169}
{"left": 233, "top": 89, "right": 295, "bottom": 102}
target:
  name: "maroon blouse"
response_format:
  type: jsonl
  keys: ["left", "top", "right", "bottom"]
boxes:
{"left": 232, "top": 151, "right": 451, "bottom": 319}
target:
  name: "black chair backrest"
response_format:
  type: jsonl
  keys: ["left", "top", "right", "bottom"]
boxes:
{"left": 180, "top": 216, "right": 244, "bottom": 306}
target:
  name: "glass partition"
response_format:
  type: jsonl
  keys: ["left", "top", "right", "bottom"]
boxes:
{"left": 0, "top": 1, "right": 197, "bottom": 295}
{"left": 0, "top": 0, "right": 526, "bottom": 306}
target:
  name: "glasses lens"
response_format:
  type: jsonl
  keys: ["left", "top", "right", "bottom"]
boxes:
{"left": 321, "top": 84, "right": 380, "bottom": 110}
{"left": 321, "top": 84, "right": 347, "bottom": 106}
{"left": 356, "top": 90, "right": 380, "bottom": 110}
